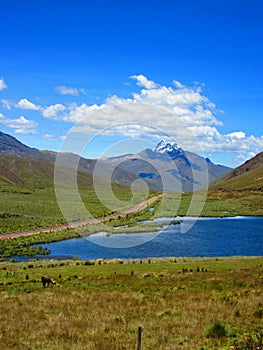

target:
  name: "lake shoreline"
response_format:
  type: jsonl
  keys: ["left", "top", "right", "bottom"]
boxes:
{"left": 6, "top": 254, "right": 263, "bottom": 265}
{"left": 1, "top": 216, "right": 263, "bottom": 261}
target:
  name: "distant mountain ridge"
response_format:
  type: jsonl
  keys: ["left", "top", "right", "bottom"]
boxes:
{"left": 102, "top": 139, "right": 232, "bottom": 192}
{"left": 0, "top": 132, "right": 233, "bottom": 191}
{"left": 0, "top": 131, "right": 139, "bottom": 188}
{"left": 0, "top": 131, "right": 53, "bottom": 161}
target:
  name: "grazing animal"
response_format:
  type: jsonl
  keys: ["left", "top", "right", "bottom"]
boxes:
{"left": 41, "top": 275, "right": 56, "bottom": 287}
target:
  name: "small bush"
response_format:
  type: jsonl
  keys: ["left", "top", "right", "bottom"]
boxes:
{"left": 205, "top": 322, "right": 228, "bottom": 338}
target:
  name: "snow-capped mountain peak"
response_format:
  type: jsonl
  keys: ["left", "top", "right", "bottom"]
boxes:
{"left": 153, "top": 139, "right": 182, "bottom": 155}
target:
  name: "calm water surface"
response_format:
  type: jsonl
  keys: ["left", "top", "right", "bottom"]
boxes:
{"left": 35, "top": 217, "right": 263, "bottom": 260}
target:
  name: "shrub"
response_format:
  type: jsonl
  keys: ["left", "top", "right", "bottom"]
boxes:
{"left": 205, "top": 322, "right": 228, "bottom": 338}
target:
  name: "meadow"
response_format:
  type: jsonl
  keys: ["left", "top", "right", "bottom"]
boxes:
{"left": 0, "top": 185, "right": 138, "bottom": 234}
{"left": 0, "top": 185, "right": 262, "bottom": 259}
{"left": 0, "top": 257, "right": 262, "bottom": 349}
{"left": 0, "top": 185, "right": 262, "bottom": 235}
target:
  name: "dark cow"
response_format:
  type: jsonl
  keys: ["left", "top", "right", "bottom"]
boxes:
{"left": 41, "top": 275, "right": 56, "bottom": 287}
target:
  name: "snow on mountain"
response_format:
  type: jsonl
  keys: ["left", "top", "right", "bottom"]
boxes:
{"left": 153, "top": 139, "right": 181, "bottom": 153}
{"left": 153, "top": 139, "right": 183, "bottom": 158}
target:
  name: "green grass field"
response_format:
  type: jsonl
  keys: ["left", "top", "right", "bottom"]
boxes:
{"left": 153, "top": 192, "right": 263, "bottom": 218}
{"left": 0, "top": 185, "right": 262, "bottom": 235}
{"left": 0, "top": 257, "right": 262, "bottom": 349}
{"left": 0, "top": 185, "right": 140, "bottom": 234}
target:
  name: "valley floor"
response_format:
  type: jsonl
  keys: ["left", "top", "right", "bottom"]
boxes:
{"left": 0, "top": 256, "right": 262, "bottom": 349}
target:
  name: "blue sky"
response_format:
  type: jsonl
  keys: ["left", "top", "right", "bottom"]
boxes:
{"left": 0, "top": 0, "right": 262, "bottom": 167}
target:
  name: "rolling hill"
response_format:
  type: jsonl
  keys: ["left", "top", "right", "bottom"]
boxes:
{"left": 209, "top": 152, "right": 263, "bottom": 192}
{"left": 0, "top": 131, "right": 140, "bottom": 188}
{"left": 0, "top": 132, "right": 232, "bottom": 191}
{"left": 0, "top": 153, "right": 94, "bottom": 188}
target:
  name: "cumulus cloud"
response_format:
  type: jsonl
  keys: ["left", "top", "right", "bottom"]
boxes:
{"left": 130, "top": 74, "right": 158, "bottom": 89}
{"left": 227, "top": 131, "right": 246, "bottom": 139}
{"left": 16, "top": 98, "right": 42, "bottom": 111}
{"left": 0, "top": 113, "right": 38, "bottom": 134}
{"left": 54, "top": 86, "right": 86, "bottom": 96}
{"left": 42, "top": 104, "right": 66, "bottom": 120}
{"left": 40, "top": 74, "right": 262, "bottom": 164}
{"left": 0, "top": 78, "right": 7, "bottom": 91}
{"left": 65, "top": 75, "right": 223, "bottom": 139}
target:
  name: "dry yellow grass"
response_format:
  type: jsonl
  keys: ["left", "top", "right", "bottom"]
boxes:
{"left": 0, "top": 257, "right": 262, "bottom": 349}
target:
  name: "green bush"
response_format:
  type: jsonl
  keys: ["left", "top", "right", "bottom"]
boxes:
{"left": 205, "top": 322, "right": 228, "bottom": 338}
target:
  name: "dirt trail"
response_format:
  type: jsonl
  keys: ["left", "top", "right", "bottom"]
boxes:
{"left": 0, "top": 194, "right": 163, "bottom": 240}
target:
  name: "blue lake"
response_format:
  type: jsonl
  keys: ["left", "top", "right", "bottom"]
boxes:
{"left": 34, "top": 217, "right": 263, "bottom": 260}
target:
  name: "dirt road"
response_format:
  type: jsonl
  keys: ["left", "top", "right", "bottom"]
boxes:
{"left": 0, "top": 194, "right": 163, "bottom": 240}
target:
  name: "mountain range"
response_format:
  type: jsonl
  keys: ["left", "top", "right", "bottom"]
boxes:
{"left": 101, "top": 140, "right": 232, "bottom": 191}
{"left": 0, "top": 132, "right": 233, "bottom": 192}
{"left": 0, "top": 130, "right": 262, "bottom": 194}
{"left": 0, "top": 131, "right": 138, "bottom": 188}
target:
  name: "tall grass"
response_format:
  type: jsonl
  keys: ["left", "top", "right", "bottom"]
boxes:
{"left": 0, "top": 257, "right": 262, "bottom": 349}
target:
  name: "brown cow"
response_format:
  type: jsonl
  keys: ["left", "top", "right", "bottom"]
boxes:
{"left": 41, "top": 275, "right": 56, "bottom": 287}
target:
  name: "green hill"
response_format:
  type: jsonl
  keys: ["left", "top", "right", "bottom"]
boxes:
{"left": 205, "top": 152, "right": 263, "bottom": 216}
{"left": 0, "top": 153, "right": 94, "bottom": 188}
{"left": 0, "top": 131, "right": 142, "bottom": 189}
{"left": 209, "top": 152, "right": 263, "bottom": 192}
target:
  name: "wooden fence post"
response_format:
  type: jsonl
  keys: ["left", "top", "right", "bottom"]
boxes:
{"left": 137, "top": 326, "right": 142, "bottom": 350}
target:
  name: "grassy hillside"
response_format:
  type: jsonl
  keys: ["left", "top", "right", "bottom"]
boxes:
{"left": 0, "top": 257, "right": 262, "bottom": 350}
{"left": 209, "top": 152, "right": 263, "bottom": 192}
{"left": 0, "top": 153, "right": 95, "bottom": 188}
{"left": 205, "top": 152, "right": 263, "bottom": 216}
{"left": 0, "top": 130, "right": 142, "bottom": 189}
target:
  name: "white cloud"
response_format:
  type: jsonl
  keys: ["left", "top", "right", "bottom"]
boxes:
{"left": 173, "top": 80, "right": 184, "bottom": 89}
{"left": 227, "top": 131, "right": 246, "bottom": 139}
{"left": 0, "top": 78, "right": 7, "bottom": 91}
{"left": 0, "top": 113, "right": 38, "bottom": 134}
{"left": 130, "top": 74, "right": 158, "bottom": 89}
{"left": 39, "top": 74, "right": 263, "bottom": 165}
{"left": 1, "top": 99, "right": 12, "bottom": 110}
{"left": 42, "top": 104, "right": 66, "bottom": 120}
{"left": 2, "top": 98, "right": 42, "bottom": 111}
{"left": 54, "top": 86, "right": 86, "bottom": 96}
{"left": 16, "top": 98, "right": 42, "bottom": 111}
{"left": 44, "top": 134, "right": 56, "bottom": 140}
{"left": 67, "top": 103, "right": 101, "bottom": 123}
